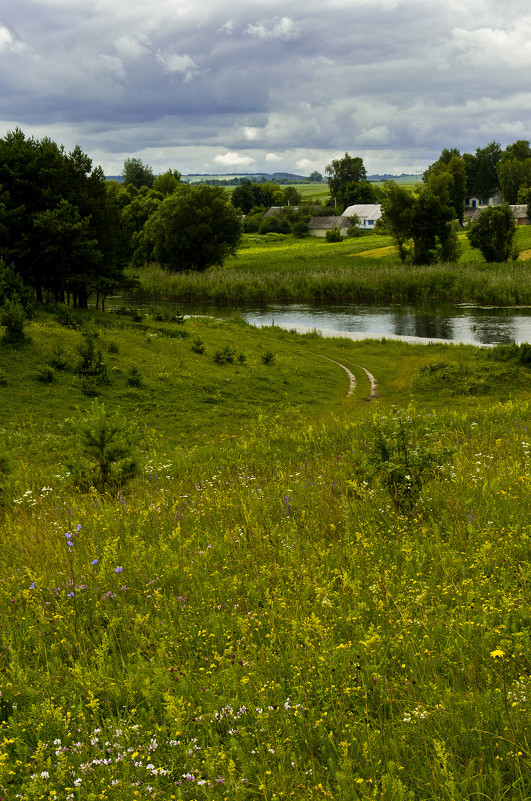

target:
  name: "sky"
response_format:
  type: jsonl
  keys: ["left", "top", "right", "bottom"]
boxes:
{"left": 1, "top": 0, "right": 531, "bottom": 178}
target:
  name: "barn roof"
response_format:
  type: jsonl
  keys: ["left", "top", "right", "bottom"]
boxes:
{"left": 308, "top": 216, "right": 351, "bottom": 230}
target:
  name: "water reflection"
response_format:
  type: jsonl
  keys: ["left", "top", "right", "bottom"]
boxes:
{"left": 118, "top": 298, "right": 531, "bottom": 346}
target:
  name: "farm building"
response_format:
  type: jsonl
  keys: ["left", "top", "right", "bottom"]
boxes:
{"left": 263, "top": 206, "right": 300, "bottom": 217}
{"left": 308, "top": 216, "right": 352, "bottom": 237}
{"left": 342, "top": 204, "right": 382, "bottom": 229}
{"left": 468, "top": 204, "right": 529, "bottom": 225}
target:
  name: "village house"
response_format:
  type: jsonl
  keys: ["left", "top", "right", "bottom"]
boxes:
{"left": 342, "top": 203, "right": 382, "bottom": 229}
{"left": 468, "top": 204, "right": 530, "bottom": 225}
{"left": 308, "top": 216, "right": 352, "bottom": 237}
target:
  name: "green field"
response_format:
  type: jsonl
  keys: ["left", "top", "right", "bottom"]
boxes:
{"left": 0, "top": 305, "right": 530, "bottom": 799}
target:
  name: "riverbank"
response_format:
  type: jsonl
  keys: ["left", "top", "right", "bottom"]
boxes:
{"left": 126, "top": 229, "right": 531, "bottom": 306}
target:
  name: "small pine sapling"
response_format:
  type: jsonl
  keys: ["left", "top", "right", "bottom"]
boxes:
{"left": 66, "top": 400, "right": 140, "bottom": 494}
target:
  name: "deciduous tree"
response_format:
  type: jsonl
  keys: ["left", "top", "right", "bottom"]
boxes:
{"left": 138, "top": 184, "right": 242, "bottom": 271}
{"left": 466, "top": 203, "right": 517, "bottom": 262}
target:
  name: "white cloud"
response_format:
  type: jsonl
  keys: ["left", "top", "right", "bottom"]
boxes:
{"left": 218, "top": 20, "right": 234, "bottom": 35}
{"left": 243, "top": 126, "right": 260, "bottom": 140}
{"left": 156, "top": 52, "right": 201, "bottom": 82}
{"left": 214, "top": 151, "right": 256, "bottom": 167}
{"left": 266, "top": 152, "right": 282, "bottom": 162}
{"left": 245, "top": 16, "right": 299, "bottom": 41}
{"left": 0, "top": 24, "right": 25, "bottom": 54}
{"left": 115, "top": 35, "right": 151, "bottom": 61}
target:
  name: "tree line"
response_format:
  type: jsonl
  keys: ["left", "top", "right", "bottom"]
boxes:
{"left": 0, "top": 134, "right": 243, "bottom": 309}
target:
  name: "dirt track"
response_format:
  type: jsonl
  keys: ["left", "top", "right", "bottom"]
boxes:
{"left": 319, "top": 356, "right": 379, "bottom": 400}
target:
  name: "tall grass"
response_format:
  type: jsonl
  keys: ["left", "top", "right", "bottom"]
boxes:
{"left": 1, "top": 311, "right": 530, "bottom": 799}
{"left": 126, "top": 230, "right": 531, "bottom": 305}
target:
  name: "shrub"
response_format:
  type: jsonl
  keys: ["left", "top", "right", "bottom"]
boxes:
{"left": 65, "top": 400, "right": 140, "bottom": 493}
{"left": 127, "top": 367, "right": 142, "bottom": 387}
{"left": 76, "top": 330, "right": 109, "bottom": 386}
{"left": 50, "top": 339, "right": 69, "bottom": 370}
{"left": 37, "top": 365, "right": 54, "bottom": 383}
{"left": 191, "top": 337, "right": 205, "bottom": 354}
{"left": 1, "top": 297, "right": 27, "bottom": 345}
{"left": 108, "top": 341, "right": 119, "bottom": 354}
{"left": 214, "top": 346, "right": 235, "bottom": 364}
{"left": 362, "top": 407, "right": 453, "bottom": 514}
{"left": 325, "top": 226, "right": 343, "bottom": 243}
{"left": 261, "top": 350, "right": 275, "bottom": 365}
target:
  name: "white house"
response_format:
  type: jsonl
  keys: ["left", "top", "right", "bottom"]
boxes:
{"left": 342, "top": 204, "right": 382, "bottom": 230}
{"left": 464, "top": 191, "right": 503, "bottom": 212}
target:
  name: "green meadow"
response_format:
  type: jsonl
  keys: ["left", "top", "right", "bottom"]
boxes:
{"left": 0, "top": 302, "right": 530, "bottom": 799}
{"left": 128, "top": 226, "right": 531, "bottom": 306}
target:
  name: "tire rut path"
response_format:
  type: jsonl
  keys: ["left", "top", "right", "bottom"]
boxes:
{"left": 319, "top": 355, "right": 379, "bottom": 401}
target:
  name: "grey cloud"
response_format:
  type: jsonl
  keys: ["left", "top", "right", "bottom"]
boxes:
{"left": 1, "top": 0, "right": 530, "bottom": 176}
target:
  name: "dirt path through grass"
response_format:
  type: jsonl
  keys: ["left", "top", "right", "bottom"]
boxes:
{"left": 319, "top": 355, "right": 379, "bottom": 400}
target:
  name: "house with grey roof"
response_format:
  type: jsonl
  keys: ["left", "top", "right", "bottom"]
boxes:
{"left": 308, "top": 216, "right": 352, "bottom": 237}
{"left": 469, "top": 204, "right": 529, "bottom": 225}
{"left": 342, "top": 204, "right": 382, "bottom": 229}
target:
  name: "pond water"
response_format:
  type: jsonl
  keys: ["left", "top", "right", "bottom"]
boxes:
{"left": 118, "top": 299, "right": 531, "bottom": 346}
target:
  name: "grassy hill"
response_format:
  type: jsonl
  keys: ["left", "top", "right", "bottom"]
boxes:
{"left": 0, "top": 306, "right": 530, "bottom": 798}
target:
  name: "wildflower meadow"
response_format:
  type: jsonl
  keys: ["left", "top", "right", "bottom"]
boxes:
{"left": 0, "top": 306, "right": 530, "bottom": 800}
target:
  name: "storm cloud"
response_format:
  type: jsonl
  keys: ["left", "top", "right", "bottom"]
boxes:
{"left": 1, "top": 0, "right": 530, "bottom": 176}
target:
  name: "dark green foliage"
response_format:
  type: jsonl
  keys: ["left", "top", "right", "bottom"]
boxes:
{"left": 291, "top": 221, "right": 308, "bottom": 238}
{"left": 214, "top": 345, "right": 235, "bottom": 364}
{"left": 489, "top": 342, "right": 531, "bottom": 366}
{"left": 0, "top": 260, "right": 35, "bottom": 317}
{"left": 325, "top": 227, "right": 343, "bottom": 243}
{"left": 50, "top": 339, "right": 69, "bottom": 370}
{"left": 259, "top": 214, "right": 292, "bottom": 235}
{"left": 139, "top": 184, "right": 242, "bottom": 272}
{"left": 66, "top": 400, "right": 140, "bottom": 493}
{"left": 237, "top": 352, "right": 247, "bottom": 365}
{"left": 466, "top": 204, "right": 517, "bottom": 262}
{"left": 423, "top": 150, "right": 467, "bottom": 224}
{"left": 463, "top": 141, "right": 502, "bottom": 199}
{"left": 1, "top": 297, "right": 27, "bottom": 345}
{"left": 191, "top": 337, "right": 205, "bottom": 354}
{"left": 152, "top": 169, "right": 181, "bottom": 195}
{"left": 362, "top": 407, "right": 453, "bottom": 514}
{"left": 261, "top": 350, "right": 275, "bottom": 365}
{"left": 37, "top": 365, "right": 54, "bottom": 383}
{"left": 0, "top": 370, "right": 7, "bottom": 387}
{"left": 325, "top": 152, "right": 367, "bottom": 209}
{"left": 108, "top": 341, "right": 119, "bottom": 354}
{"left": 75, "top": 330, "right": 109, "bottom": 386}
{"left": 127, "top": 367, "right": 142, "bottom": 387}
{"left": 122, "top": 157, "right": 155, "bottom": 189}
{"left": 54, "top": 304, "right": 79, "bottom": 329}
{"left": 150, "top": 308, "right": 185, "bottom": 324}
{"left": 0, "top": 130, "right": 123, "bottom": 305}
{"left": 382, "top": 175, "right": 460, "bottom": 265}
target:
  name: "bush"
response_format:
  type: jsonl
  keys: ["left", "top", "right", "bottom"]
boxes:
{"left": 1, "top": 297, "right": 27, "bottom": 345}
{"left": 50, "top": 339, "right": 69, "bottom": 370}
{"left": 214, "top": 346, "right": 235, "bottom": 364}
{"left": 65, "top": 400, "right": 140, "bottom": 493}
{"left": 325, "top": 226, "right": 343, "bottom": 243}
{"left": 291, "top": 221, "right": 308, "bottom": 238}
{"left": 76, "top": 330, "right": 109, "bottom": 386}
{"left": 261, "top": 350, "right": 275, "bottom": 365}
{"left": 191, "top": 338, "right": 205, "bottom": 354}
{"left": 362, "top": 407, "right": 453, "bottom": 514}
{"left": 127, "top": 367, "right": 142, "bottom": 387}
{"left": 37, "top": 365, "right": 54, "bottom": 383}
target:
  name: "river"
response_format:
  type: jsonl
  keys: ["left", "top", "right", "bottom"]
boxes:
{"left": 120, "top": 299, "right": 531, "bottom": 346}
